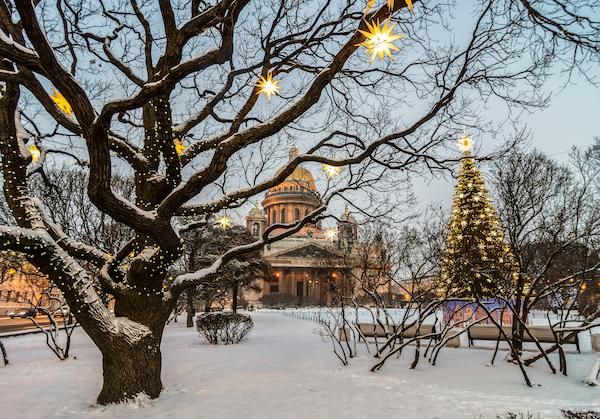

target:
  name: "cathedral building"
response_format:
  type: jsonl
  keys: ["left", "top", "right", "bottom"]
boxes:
{"left": 244, "top": 147, "right": 359, "bottom": 307}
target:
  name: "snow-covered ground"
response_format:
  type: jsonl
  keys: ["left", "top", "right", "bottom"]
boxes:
{"left": 0, "top": 312, "right": 598, "bottom": 418}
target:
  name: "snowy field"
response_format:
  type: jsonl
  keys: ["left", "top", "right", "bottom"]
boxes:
{"left": 0, "top": 311, "right": 598, "bottom": 419}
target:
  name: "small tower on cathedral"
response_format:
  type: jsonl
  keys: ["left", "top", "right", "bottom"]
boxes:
{"left": 337, "top": 206, "right": 358, "bottom": 250}
{"left": 246, "top": 203, "right": 266, "bottom": 238}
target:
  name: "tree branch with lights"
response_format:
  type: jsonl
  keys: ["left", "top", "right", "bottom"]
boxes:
{"left": 0, "top": 0, "right": 598, "bottom": 405}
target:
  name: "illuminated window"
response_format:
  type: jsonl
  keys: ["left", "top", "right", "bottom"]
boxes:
{"left": 252, "top": 223, "right": 260, "bottom": 237}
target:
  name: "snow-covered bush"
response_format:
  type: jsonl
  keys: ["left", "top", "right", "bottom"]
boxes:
{"left": 196, "top": 313, "right": 253, "bottom": 345}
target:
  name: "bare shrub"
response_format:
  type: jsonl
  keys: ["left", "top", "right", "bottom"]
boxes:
{"left": 196, "top": 313, "right": 254, "bottom": 345}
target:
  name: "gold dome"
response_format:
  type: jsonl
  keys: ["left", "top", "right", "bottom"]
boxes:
{"left": 268, "top": 147, "right": 317, "bottom": 194}
{"left": 286, "top": 166, "right": 315, "bottom": 183}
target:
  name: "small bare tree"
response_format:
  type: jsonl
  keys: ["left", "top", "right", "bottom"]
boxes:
{"left": 491, "top": 143, "right": 600, "bottom": 362}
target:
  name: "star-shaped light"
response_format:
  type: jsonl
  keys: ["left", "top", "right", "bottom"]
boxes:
{"left": 324, "top": 228, "right": 338, "bottom": 241}
{"left": 256, "top": 73, "right": 280, "bottom": 100}
{"left": 457, "top": 135, "right": 474, "bottom": 153}
{"left": 174, "top": 139, "right": 188, "bottom": 156}
{"left": 358, "top": 19, "right": 404, "bottom": 62}
{"left": 322, "top": 164, "right": 343, "bottom": 179}
{"left": 215, "top": 215, "right": 233, "bottom": 229}
{"left": 27, "top": 144, "right": 41, "bottom": 162}
{"left": 50, "top": 88, "right": 73, "bottom": 116}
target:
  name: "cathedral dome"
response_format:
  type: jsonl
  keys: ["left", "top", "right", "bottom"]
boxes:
{"left": 261, "top": 146, "right": 321, "bottom": 232}
{"left": 267, "top": 147, "right": 317, "bottom": 195}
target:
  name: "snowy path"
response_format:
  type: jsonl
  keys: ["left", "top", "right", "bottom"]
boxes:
{"left": 0, "top": 312, "right": 598, "bottom": 418}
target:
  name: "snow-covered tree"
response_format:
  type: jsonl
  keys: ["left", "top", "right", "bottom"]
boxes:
{"left": 0, "top": 0, "right": 598, "bottom": 405}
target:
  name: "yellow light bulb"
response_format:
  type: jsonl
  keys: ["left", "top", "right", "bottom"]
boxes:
{"left": 174, "top": 139, "right": 188, "bottom": 156}
{"left": 50, "top": 88, "right": 73, "bottom": 116}
{"left": 28, "top": 144, "right": 41, "bottom": 162}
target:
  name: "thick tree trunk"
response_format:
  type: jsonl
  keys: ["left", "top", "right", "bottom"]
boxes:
{"left": 232, "top": 285, "right": 239, "bottom": 314}
{"left": 95, "top": 291, "right": 172, "bottom": 405}
{"left": 186, "top": 289, "right": 195, "bottom": 327}
{"left": 97, "top": 335, "right": 162, "bottom": 404}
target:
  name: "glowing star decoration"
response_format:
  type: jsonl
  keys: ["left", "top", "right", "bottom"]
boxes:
{"left": 215, "top": 214, "right": 233, "bottom": 230}
{"left": 457, "top": 135, "right": 474, "bottom": 153}
{"left": 50, "top": 88, "right": 73, "bottom": 116}
{"left": 256, "top": 73, "right": 280, "bottom": 100}
{"left": 174, "top": 139, "right": 188, "bottom": 156}
{"left": 27, "top": 144, "right": 41, "bottom": 162}
{"left": 322, "top": 164, "right": 342, "bottom": 179}
{"left": 358, "top": 19, "right": 404, "bottom": 63}
{"left": 324, "top": 228, "right": 338, "bottom": 241}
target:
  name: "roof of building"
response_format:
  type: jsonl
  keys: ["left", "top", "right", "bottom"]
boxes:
{"left": 267, "top": 146, "right": 317, "bottom": 194}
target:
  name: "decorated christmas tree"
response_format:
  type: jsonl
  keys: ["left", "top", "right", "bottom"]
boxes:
{"left": 439, "top": 137, "right": 518, "bottom": 299}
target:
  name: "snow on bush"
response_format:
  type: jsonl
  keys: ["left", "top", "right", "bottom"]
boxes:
{"left": 196, "top": 312, "right": 254, "bottom": 344}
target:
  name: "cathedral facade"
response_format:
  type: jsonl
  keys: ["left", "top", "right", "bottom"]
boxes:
{"left": 244, "top": 147, "right": 359, "bottom": 307}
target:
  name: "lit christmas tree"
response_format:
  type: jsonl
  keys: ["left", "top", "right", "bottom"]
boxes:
{"left": 439, "top": 137, "right": 518, "bottom": 299}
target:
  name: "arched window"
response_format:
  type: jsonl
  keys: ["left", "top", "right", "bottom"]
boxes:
{"left": 281, "top": 208, "right": 286, "bottom": 223}
{"left": 272, "top": 210, "right": 277, "bottom": 224}
{"left": 295, "top": 208, "right": 300, "bottom": 221}
{"left": 252, "top": 223, "right": 260, "bottom": 237}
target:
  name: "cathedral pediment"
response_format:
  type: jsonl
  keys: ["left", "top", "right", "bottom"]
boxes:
{"left": 269, "top": 243, "right": 341, "bottom": 260}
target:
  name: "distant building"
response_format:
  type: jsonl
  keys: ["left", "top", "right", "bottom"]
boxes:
{"left": 0, "top": 253, "right": 62, "bottom": 316}
{"left": 244, "top": 147, "right": 392, "bottom": 307}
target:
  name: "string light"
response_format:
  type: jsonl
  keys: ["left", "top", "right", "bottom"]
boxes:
{"left": 439, "top": 140, "right": 519, "bottom": 298}
{"left": 358, "top": 19, "right": 404, "bottom": 62}
{"left": 256, "top": 73, "right": 280, "bottom": 100}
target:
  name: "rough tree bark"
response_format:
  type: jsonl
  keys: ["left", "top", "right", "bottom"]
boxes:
{"left": 186, "top": 289, "right": 195, "bottom": 328}
{"left": 232, "top": 285, "right": 239, "bottom": 314}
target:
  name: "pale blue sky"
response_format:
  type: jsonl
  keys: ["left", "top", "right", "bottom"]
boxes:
{"left": 414, "top": 78, "right": 600, "bottom": 211}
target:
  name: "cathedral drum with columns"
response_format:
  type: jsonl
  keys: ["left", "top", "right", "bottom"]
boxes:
{"left": 244, "top": 147, "right": 359, "bottom": 307}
